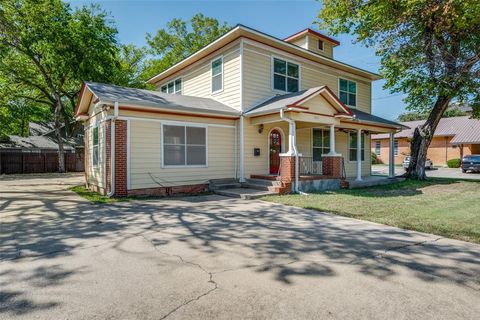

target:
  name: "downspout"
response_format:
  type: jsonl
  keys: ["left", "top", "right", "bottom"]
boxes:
{"left": 107, "top": 101, "right": 119, "bottom": 197}
{"left": 280, "top": 108, "right": 300, "bottom": 193}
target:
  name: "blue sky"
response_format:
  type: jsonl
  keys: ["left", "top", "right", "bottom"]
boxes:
{"left": 69, "top": 0, "right": 407, "bottom": 120}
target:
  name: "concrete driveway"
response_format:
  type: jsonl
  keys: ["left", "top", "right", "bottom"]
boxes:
{"left": 372, "top": 164, "right": 480, "bottom": 180}
{"left": 1, "top": 175, "right": 479, "bottom": 319}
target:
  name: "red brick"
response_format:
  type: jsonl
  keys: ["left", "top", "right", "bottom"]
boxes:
{"left": 127, "top": 184, "right": 208, "bottom": 197}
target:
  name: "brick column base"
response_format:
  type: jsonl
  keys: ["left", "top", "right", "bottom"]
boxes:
{"left": 278, "top": 155, "right": 295, "bottom": 194}
{"left": 105, "top": 119, "right": 128, "bottom": 197}
{"left": 322, "top": 155, "right": 343, "bottom": 178}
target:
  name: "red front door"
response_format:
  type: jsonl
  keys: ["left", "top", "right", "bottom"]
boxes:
{"left": 269, "top": 129, "right": 282, "bottom": 174}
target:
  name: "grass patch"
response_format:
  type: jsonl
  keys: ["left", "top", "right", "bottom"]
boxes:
{"left": 262, "top": 178, "right": 480, "bottom": 244}
{"left": 69, "top": 185, "right": 133, "bottom": 204}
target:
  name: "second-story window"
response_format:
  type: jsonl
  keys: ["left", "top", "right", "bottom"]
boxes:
{"left": 273, "top": 58, "right": 299, "bottom": 93}
{"left": 339, "top": 78, "right": 356, "bottom": 107}
{"left": 161, "top": 78, "right": 182, "bottom": 94}
{"left": 211, "top": 57, "right": 223, "bottom": 93}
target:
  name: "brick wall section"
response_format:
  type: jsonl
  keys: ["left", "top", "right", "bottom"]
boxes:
{"left": 127, "top": 184, "right": 207, "bottom": 197}
{"left": 322, "top": 156, "right": 343, "bottom": 178}
{"left": 278, "top": 155, "right": 295, "bottom": 194}
{"left": 104, "top": 120, "right": 128, "bottom": 197}
{"left": 114, "top": 120, "right": 128, "bottom": 197}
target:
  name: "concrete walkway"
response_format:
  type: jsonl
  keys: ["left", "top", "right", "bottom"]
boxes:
{"left": 0, "top": 174, "right": 479, "bottom": 319}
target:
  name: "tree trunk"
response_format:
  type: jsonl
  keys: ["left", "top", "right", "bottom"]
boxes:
{"left": 54, "top": 98, "right": 65, "bottom": 173}
{"left": 405, "top": 96, "right": 451, "bottom": 179}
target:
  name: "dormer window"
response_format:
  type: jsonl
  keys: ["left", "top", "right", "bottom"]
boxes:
{"left": 318, "top": 40, "right": 324, "bottom": 51}
{"left": 273, "top": 57, "right": 299, "bottom": 93}
{"left": 161, "top": 78, "right": 182, "bottom": 94}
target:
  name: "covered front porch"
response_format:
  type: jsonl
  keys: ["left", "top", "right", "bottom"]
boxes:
{"left": 242, "top": 86, "right": 405, "bottom": 193}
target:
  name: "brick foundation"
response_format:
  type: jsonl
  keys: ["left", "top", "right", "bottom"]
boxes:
{"left": 322, "top": 155, "right": 343, "bottom": 178}
{"left": 127, "top": 184, "right": 208, "bottom": 197}
{"left": 105, "top": 119, "right": 128, "bottom": 197}
{"left": 278, "top": 155, "right": 295, "bottom": 194}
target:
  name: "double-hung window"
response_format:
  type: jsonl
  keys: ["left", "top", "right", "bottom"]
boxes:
{"left": 394, "top": 139, "right": 399, "bottom": 156}
{"left": 92, "top": 126, "right": 99, "bottom": 167}
{"left": 273, "top": 58, "right": 299, "bottom": 93}
{"left": 349, "top": 132, "right": 365, "bottom": 161}
{"left": 161, "top": 78, "right": 182, "bottom": 94}
{"left": 339, "top": 78, "right": 356, "bottom": 107}
{"left": 312, "top": 129, "right": 330, "bottom": 161}
{"left": 375, "top": 140, "right": 381, "bottom": 155}
{"left": 211, "top": 57, "right": 223, "bottom": 93}
{"left": 163, "top": 124, "right": 207, "bottom": 167}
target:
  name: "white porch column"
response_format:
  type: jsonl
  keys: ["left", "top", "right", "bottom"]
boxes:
{"left": 328, "top": 124, "right": 336, "bottom": 155}
{"left": 356, "top": 128, "right": 362, "bottom": 181}
{"left": 389, "top": 132, "right": 395, "bottom": 178}
{"left": 287, "top": 120, "right": 296, "bottom": 155}
{"left": 239, "top": 115, "right": 245, "bottom": 182}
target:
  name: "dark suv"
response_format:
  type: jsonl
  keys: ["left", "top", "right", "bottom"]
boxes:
{"left": 461, "top": 155, "right": 480, "bottom": 173}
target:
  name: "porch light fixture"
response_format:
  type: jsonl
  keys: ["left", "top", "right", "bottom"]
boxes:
{"left": 258, "top": 124, "right": 264, "bottom": 134}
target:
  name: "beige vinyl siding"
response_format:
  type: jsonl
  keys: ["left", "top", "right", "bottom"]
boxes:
{"left": 155, "top": 42, "right": 241, "bottom": 110}
{"left": 306, "top": 35, "right": 334, "bottom": 58}
{"left": 128, "top": 114, "right": 236, "bottom": 189}
{"left": 242, "top": 43, "right": 372, "bottom": 114}
{"left": 290, "top": 37, "right": 307, "bottom": 49}
{"left": 85, "top": 106, "right": 108, "bottom": 188}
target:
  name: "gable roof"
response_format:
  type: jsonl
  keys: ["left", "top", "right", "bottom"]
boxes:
{"left": 75, "top": 82, "right": 240, "bottom": 118}
{"left": 0, "top": 135, "right": 75, "bottom": 150}
{"left": 244, "top": 86, "right": 352, "bottom": 117}
{"left": 372, "top": 116, "right": 480, "bottom": 144}
{"left": 147, "top": 24, "right": 380, "bottom": 85}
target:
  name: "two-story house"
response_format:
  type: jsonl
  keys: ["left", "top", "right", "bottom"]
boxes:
{"left": 75, "top": 25, "right": 405, "bottom": 197}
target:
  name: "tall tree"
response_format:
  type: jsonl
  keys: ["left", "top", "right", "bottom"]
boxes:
{"left": 0, "top": 0, "right": 119, "bottom": 172}
{"left": 143, "top": 13, "right": 230, "bottom": 80}
{"left": 317, "top": 0, "right": 480, "bottom": 179}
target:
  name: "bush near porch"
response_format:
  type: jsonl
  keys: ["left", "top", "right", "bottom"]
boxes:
{"left": 262, "top": 178, "right": 480, "bottom": 244}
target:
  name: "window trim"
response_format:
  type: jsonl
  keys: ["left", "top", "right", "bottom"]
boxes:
{"left": 348, "top": 132, "right": 366, "bottom": 162}
{"left": 375, "top": 140, "right": 381, "bottom": 156}
{"left": 92, "top": 125, "right": 99, "bottom": 168}
{"left": 338, "top": 78, "right": 357, "bottom": 108}
{"left": 311, "top": 128, "right": 330, "bottom": 161}
{"left": 271, "top": 55, "right": 301, "bottom": 93}
{"left": 160, "top": 77, "right": 183, "bottom": 94}
{"left": 161, "top": 122, "right": 208, "bottom": 168}
{"left": 211, "top": 55, "right": 224, "bottom": 94}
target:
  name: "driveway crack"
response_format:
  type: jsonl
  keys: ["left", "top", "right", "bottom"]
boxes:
{"left": 137, "top": 235, "right": 218, "bottom": 319}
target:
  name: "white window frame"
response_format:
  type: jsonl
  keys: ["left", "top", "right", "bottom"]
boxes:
{"left": 348, "top": 132, "right": 365, "bottom": 162}
{"left": 338, "top": 78, "right": 357, "bottom": 108}
{"left": 161, "top": 122, "right": 208, "bottom": 168}
{"left": 211, "top": 56, "right": 223, "bottom": 94}
{"left": 394, "top": 139, "right": 399, "bottom": 157}
{"left": 160, "top": 77, "right": 182, "bottom": 94}
{"left": 375, "top": 140, "right": 381, "bottom": 156}
{"left": 311, "top": 128, "right": 330, "bottom": 161}
{"left": 92, "top": 125, "right": 99, "bottom": 168}
{"left": 271, "top": 56, "right": 301, "bottom": 93}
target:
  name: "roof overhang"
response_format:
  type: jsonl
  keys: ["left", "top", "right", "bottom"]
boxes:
{"left": 147, "top": 24, "right": 381, "bottom": 85}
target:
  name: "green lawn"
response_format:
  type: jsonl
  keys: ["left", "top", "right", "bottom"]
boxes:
{"left": 262, "top": 178, "right": 480, "bottom": 244}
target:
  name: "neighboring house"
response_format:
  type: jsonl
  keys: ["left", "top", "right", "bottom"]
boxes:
{"left": 75, "top": 25, "right": 405, "bottom": 197}
{"left": 0, "top": 122, "right": 84, "bottom": 174}
{"left": 371, "top": 116, "right": 480, "bottom": 166}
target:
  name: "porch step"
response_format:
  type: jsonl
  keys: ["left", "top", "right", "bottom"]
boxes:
{"left": 214, "top": 188, "right": 278, "bottom": 200}
{"left": 250, "top": 174, "right": 279, "bottom": 181}
{"left": 245, "top": 178, "right": 282, "bottom": 187}
{"left": 209, "top": 178, "right": 241, "bottom": 191}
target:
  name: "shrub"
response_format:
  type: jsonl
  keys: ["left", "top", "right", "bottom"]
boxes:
{"left": 371, "top": 152, "right": 382, "bottom": 164}
{"left": 447, "top": 158, "right": 461, "bottom": 168}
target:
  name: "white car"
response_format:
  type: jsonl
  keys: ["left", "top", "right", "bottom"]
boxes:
{"left": 403, "top": 156, "right": 433, "bottom": 170}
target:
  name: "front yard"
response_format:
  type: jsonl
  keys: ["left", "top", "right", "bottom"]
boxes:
{"left": 262, "top": 178, "right": 480, "bottom": 244}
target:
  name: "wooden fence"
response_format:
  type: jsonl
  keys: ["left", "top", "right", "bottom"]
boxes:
{"left": 0, "top": 149, "right": 84, "bottom": 174}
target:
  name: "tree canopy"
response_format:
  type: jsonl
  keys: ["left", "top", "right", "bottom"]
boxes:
{"left": 317, "top": 0, "right": 480, "bottom": 179}
{"left": 142, "top": 13, "right": 230, "bottom": 80}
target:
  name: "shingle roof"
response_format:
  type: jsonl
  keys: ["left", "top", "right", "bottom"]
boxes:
{"left": 372, "top": 116, "right": 480, "bottom": 144}
{"left": 244, "top": 87, "right": 405, "bottom": 129}
{"left": 0, "top": 135, "right": 75, "bottom": 150}
{"left": 84, "top": 82, "right": 240, "bottom": 116}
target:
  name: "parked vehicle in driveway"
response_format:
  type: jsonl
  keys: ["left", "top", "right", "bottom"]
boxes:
{"left": 461, "top": 155, "right": 480, "bottom": 173}
{"left": 403, "top": 156, "right": 433, "bottom": 170}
